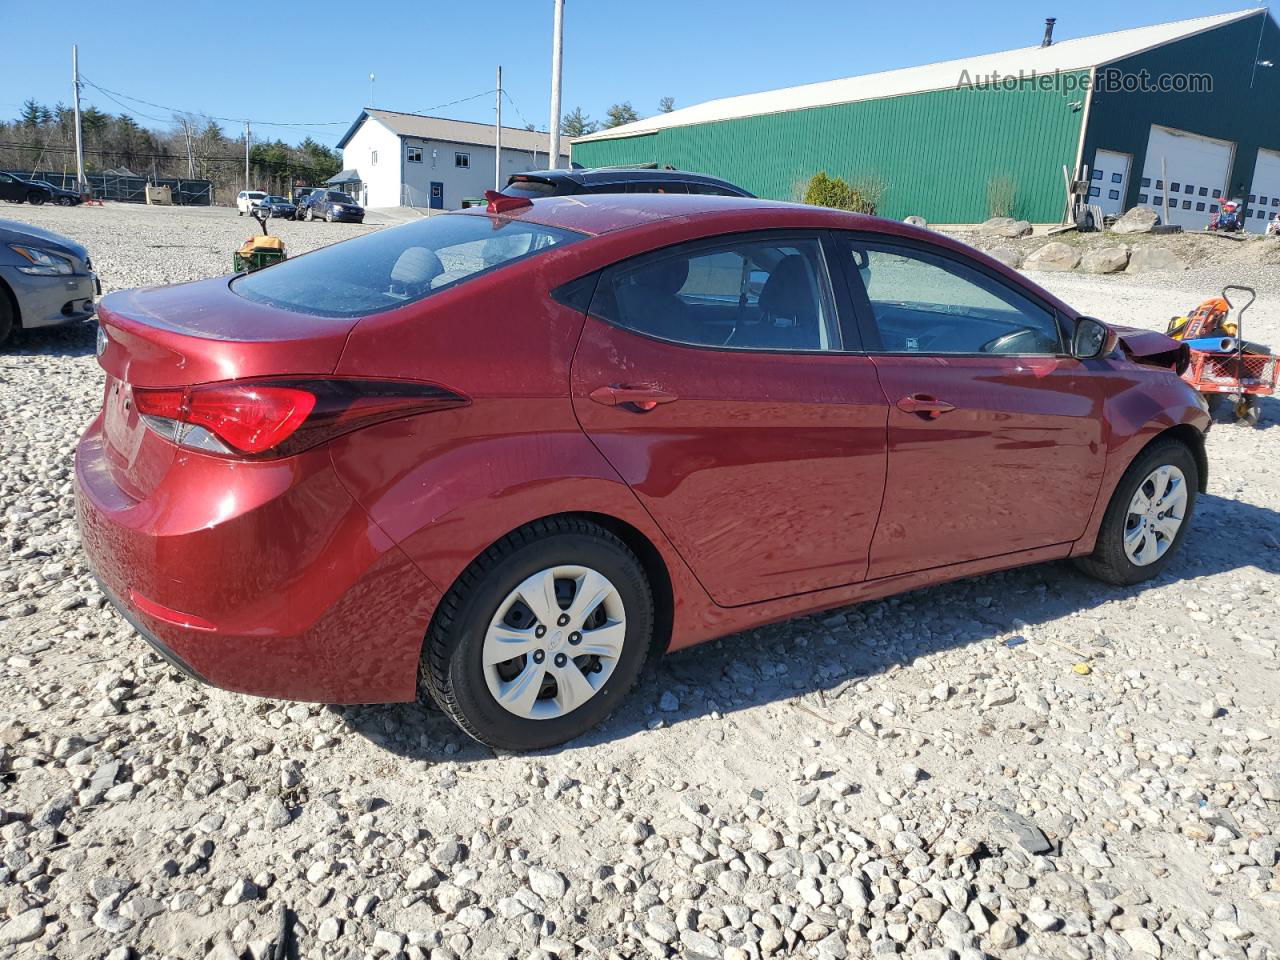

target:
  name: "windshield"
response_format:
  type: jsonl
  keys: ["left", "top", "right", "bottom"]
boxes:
{"left": 247, "top": 192, "right": 266, "bottom": 199}
{"left": 327, "top": 192, "right": 356, "bottom": 203}
{"left": 232, "top": 213, "right": 583, "bottom": 318}
{"left": 267, "top": 196, "right": 287, "bottom": 203}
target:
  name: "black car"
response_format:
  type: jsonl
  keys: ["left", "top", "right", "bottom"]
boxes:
{"left": 502, "top": 166, "right": 754, "bottom": 199}
{"left": 301, "top": 190, "right": 364, "bottom": 223}
{"left": 29, "top": 180, "right": 82, "bottom": 206}
{"left": 0, "top": 173, "right": 53, "bottom": 206}
{"left": 260, "top": 195, "right": 297, "bottom": 218}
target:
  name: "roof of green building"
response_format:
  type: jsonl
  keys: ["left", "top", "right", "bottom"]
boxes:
{"left": 574, "top": 8, "right": 1263, "bottom": 145}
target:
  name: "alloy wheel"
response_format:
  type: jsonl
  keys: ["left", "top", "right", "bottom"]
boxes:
{"left": 1123, "top": 464, "right": 1187, "bottom": 566}
{"left": 482, "top": 565, "right": 626, "bottom": 720}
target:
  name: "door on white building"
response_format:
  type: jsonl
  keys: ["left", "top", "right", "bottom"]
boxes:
{"left": 1089, "top": 149, "right": 1131, "bottom": 216}
{"left": 1245, "top": 148, "right": 1280, "bottom": 234}
{"left": 1138, "top": 125, "right": 1235, "bottom": 231}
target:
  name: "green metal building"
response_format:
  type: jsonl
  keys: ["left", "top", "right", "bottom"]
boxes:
{"left": 572, "top": 9, "right": 1280, "bottom": 231}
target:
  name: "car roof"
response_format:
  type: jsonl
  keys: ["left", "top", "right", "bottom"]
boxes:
{"left": 511, "top": 167, "right": 743, "bottom": 188}
{"left": 456, "top": 192, "right": 845, "bottom": 236}
{"left": 451, "top": 194, "right": 1083, "bottom": 320}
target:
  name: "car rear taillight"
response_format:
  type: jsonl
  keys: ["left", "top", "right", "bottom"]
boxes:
{"left": 133, "top": 379, "right": 466, "bottom": 458}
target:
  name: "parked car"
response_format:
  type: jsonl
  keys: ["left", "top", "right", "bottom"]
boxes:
{"left": 28, "top": 179, "right": 82, "bottom": 206}
{"left": 0, "top": 172, "right": 53, "bottom": 206}
{"left": 236, "top": 190, "right": 268, "bottom": 216}
{"left": 260, "top": 195, "right": 297, "bottom": 218}
{"left": 1, "top": 219, "right": 99, "bottom": 344}
{"left": 503, "top": 166, "right": 754, "bottom": 199}
{"left": 301, "top": 190, "right": 364, "bottom": 223}
{"left": 77, "top": 194, "right": 1208, "bottom": 751}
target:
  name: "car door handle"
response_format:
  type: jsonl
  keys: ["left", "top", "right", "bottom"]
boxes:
{"left": 588, "top": 385, "right": 678, "bottom": 412}
{"left": 897, "top": 394, "right": 956, "bottom": 419}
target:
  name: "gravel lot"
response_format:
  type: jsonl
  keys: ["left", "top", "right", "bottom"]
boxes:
{"left": 1, "top": 202, "right": 1278, "bottom": 960}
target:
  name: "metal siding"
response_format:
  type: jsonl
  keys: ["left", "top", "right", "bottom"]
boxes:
{"left": 573, "top": 75, "right": 1086, "bottom": 222}
{"left": 1083, "top": 12, "right": 1280, "bottom": 217}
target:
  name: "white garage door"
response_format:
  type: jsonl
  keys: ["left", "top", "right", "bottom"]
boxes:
{"left": 1245, "top": 148, "right": 1280, "bottom": 234}
{"left": 1137, "top": 125, "right": 1235, "bottom": 231}
{"left": 1089, "top": 149, "right": 1131, "bottom": 216}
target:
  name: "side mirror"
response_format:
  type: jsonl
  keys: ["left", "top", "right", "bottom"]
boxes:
{"left": 1072, "top": 317, "right": 1117, "bottom": 360}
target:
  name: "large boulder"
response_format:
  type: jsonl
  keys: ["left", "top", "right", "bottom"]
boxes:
{"left": 1079, "top": 245, "right": 1130, "bottom": 274}
{"left": 986, "top": 246, "right": 1023, "bottom": 269}
{"left": 1022, "top": 241, "right": 1080, "bottom": 272}
{"left": 980, "top": 217, "right": 1033, "bottom": 238}
{"left": 903, "top": 215, "right": 928, "bottom": 228}
{"left": 1125, "top": 245, "right": 1185, "bottom": 273}
{"left": 1112, "top": 206, "right": 1160, "bottom": 234}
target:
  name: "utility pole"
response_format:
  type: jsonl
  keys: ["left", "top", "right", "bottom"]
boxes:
{"left": 244, "top": 120, "right": 251, "bottom": 190}
{"left": 495, "top": 65, "right": 503, "bottom": 191}
{"left": 549, "top": 0, "right": 564, "bottom": 169}
{"left": 72, "top": 45, "right": 86, "bottom": 193}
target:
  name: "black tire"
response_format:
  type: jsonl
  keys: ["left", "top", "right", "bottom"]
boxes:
{"left": 1074, "top": 438, "right": 1199, "bottom": 586}
{"left": 420, "top": 517, "right": 654, "bottom": 751}
{"left": 238, "top": 209, "right": 243, "bottom": 216}
{"left": 26, "top": 191, "right": 45, "bottom": 206}
{"left": 0, "top": 285, "right": 15, "bottom": 346}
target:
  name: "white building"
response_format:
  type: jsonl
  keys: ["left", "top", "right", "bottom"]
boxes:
{"left": 335, "top": 108, "right": 569, "bottom": 210}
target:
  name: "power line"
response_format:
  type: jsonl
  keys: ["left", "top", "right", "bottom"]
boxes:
{"left": 79, "top": 76, "right": 350, "bottom": 128}
{"left": 407, "top": 89, "right": 499, "bottom": 117}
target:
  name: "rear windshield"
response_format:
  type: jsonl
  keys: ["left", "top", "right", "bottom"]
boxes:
{"left": 232, "top": 213, "right": 583, "bottom": 318}
{"left": 503, "top": 178, "right": 560, "bottom": 198}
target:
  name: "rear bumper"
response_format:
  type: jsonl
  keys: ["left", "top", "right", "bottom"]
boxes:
{"left": 74, "top": 415, "right": 441, "bottom": 703}
{"left": 95, "top": 578, "right": 207, "bottom": 683}
{"left": 1, "top": 266, "right": 97, "bottom": 329}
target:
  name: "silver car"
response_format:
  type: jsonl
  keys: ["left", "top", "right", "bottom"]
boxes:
{"left": 0, "top": 220, "right": 99, "bottom": 344}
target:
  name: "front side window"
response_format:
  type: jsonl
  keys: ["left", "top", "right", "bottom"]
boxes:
{"left": 624, "top": 181, "right": 687, "bottom": 194}
{"left": 842, "top": 240, "right": 1063, "bottom": 355}
{"left": 455, "top": 152, "right": 470, "bottom": 168}
{"left": 233, "top": 214, "right": 582, "bottom": 318}
{"left": 407, "top": 145, "right": 423, "bottom": 163}
{"left": 593, "top": 236, "right": 839, "bottom": 352}
{"left": 686, "top": 182, "right": 741, "bottom": 196}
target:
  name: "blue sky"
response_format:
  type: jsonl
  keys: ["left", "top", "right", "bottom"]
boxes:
{"left": 1, "top": 0, "right": 1261, "bottom": 146}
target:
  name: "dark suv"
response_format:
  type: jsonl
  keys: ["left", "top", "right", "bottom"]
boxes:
{"left": 502, "top": 167, "right": 753, "bottom": 199}
{"left": 301, "top": 190, "right": 364, "bottom": 224}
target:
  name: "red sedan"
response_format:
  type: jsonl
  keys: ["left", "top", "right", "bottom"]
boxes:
{"left": 75, "top": 193, "right": 1209, "bottom": 750}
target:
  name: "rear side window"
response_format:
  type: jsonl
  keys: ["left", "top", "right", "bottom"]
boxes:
{"left": 592, "top": 235, "right": 840, "bottom": 352}
{"left": 233, "top": 214, "right": 583, "bottom": 318}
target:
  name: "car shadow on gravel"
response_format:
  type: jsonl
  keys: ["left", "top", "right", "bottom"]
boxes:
{"left": 4, "top": 321, "right": 97, "bottom": 357}
{"left": 338, "top": 490, "right": 1280, "bottom": 763}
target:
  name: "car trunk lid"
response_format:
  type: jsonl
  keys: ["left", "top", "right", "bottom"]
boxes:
{"left": 95, "top": 277, "right": 357, "bottom": 499}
